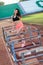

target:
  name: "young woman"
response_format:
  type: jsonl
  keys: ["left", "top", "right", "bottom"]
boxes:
{"left": 12, "top": 9, "right": 21, "bottom": 22}
{"left": 12, "top": 9, "right": 26, "bottom": 47}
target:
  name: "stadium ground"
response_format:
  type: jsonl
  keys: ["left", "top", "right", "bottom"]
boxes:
{"left": 22, "top": 13, "right": 43, "bottom": 25}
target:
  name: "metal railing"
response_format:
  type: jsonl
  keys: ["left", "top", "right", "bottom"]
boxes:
{"left": 2, "top": 24, "right": 43, "bottom": 65}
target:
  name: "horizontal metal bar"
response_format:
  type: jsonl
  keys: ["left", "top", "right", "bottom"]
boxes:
{"left": 14, "top": 44, "right": 40, "bottom": 52}
{"left": 7, "top": 35, "right": 41, "bottom": 44}
{"left": 16, "top": 53, "right": 43, "bottom": 62}
{"left": 6, "top": 31, "right": 30, "bottom": 37}
{"left": 25, "top": 60, "right": 43, "bottom": 65}
{"left": 5, "top": 29, "right": 39, "bottom": 38}
{"left": 3, "top": 25, "right": 40, "bottom": 37}
{"left": 20, "top": 47, "right": 43, "bottom": 56}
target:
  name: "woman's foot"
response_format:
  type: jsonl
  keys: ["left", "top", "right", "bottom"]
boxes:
{"left": 21, "top": 40, "right": 26, "bottom": 47}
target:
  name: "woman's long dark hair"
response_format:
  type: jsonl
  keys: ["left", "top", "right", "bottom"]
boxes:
{"left": 14, "top": 9, "right": 21, "bottom": 17}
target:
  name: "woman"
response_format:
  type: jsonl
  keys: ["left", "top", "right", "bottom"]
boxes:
{"left": 12, "top": 9, "right": 21, "bottom": 22}
{"left": 12, "top": 9, "right": 25, "bottom": 47}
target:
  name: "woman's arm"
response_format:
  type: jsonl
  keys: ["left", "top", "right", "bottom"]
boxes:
{"left": 17, "top": 16, "right": 22, "bottom": 21}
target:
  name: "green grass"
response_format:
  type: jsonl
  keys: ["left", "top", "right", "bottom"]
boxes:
{"left": 22, "top": 13, "right": 43, "bottom": 25}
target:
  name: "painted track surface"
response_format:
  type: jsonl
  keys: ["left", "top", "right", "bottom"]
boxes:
{"left": 0, "top": 19, "right": 43, "bottom": 65}
{"left": 0, "top": 37, "right": 14, "bottom": 65}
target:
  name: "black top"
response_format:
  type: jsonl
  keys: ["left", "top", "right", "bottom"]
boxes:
{"left": 12, "top": 15, "right": 20, "bottom": 21}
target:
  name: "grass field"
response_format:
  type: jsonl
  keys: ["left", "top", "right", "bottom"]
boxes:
{"left": 22, "top": 13, "right": 43, "bottom": 25}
